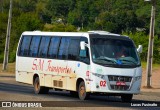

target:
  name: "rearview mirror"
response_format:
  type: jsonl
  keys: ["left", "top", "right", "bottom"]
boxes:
{"left": 80, "top": 41, "right": 85, "bottom": 50}
{"left": 137, "top": 45, "right": 142, "bottom": 53}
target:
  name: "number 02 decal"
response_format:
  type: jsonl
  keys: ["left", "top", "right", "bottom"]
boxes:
{"left": 100, "top": 80, "right": 106, "bottom": 87}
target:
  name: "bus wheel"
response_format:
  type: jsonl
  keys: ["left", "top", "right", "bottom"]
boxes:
{"left": 121, "top": 94, "right": 133, "bottom": 102}
{"left": 78, "top": 81, "right": 90, "bottom": 100}
{"left": 34, "top": 77, "right": 49, "bottom": 94}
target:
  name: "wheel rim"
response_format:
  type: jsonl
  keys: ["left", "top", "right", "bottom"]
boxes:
{"left": 80, "top": 85, "right": 85, "bottom": 97}
{"left": 35, "top": 81, "right": 39, "bottom": 91}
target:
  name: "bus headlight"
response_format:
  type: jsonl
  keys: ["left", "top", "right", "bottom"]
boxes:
{"left": 134, "top": 76, "right": 141, "bottom": 82}
{"left": 92, "top": 73, "right": 104, "bottom": 79}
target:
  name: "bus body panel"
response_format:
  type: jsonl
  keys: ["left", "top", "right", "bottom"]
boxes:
{"left": 89, "top": 63, "right": 142, "bottom": 94}
{"left": 74, "top": 62, "right": 91, "bottom": 92}
{"left": 16, "top": 57, "right": 34, "bottom": 84}
{"left": 66, "top": 61, "right": 78, "bottom": 91}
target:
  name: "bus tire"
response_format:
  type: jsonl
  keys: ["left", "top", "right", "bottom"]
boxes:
{"left": 121, "top": 94, "right": 133, "bottom": 102}
{"left": 34, "top": 77, "right": 49, "bottom": 94}
{"left": 78, "top": 81, "right": 90, "bottom": 100}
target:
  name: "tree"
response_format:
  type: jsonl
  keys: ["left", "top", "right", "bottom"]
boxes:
{"left": 0, "top": 13, "right": 8, "bottom": 62}
{"left": 0, "top": 0, "right": 160, "bottom": 63}
{"left": 45, "top": 0, "right": 75, "bottom": 24}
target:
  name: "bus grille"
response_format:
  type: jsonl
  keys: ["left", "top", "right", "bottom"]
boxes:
{"left": 110, "top": 85, "right": 130, "bottom": 90}
{"left": 108, "top": 75, "right": 132, "bottom": 91}
{"left": 108, "top": 75, "right": 132, "bottom": 82}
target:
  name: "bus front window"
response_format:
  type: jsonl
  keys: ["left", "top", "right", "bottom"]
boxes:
{"left": 90, "top": 37, "right": 140, "bottom": 67}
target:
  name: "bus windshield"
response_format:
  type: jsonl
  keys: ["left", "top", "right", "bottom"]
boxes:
{"left": 90, "top": 37, "right": 140, "bottom": 67}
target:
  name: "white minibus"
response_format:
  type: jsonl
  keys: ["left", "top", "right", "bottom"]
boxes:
{"left": 16, "top": 31, "right": 142, "bottom": 102}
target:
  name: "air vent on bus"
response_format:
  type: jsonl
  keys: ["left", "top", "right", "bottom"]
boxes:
{"left": 110, "top": 85, "right": 130, "bottom": 91}
{"left": 53, "top": 80, "right": 63, "bottom": 87}
{"left": 108, "top": 75, "right": 132, "bottom": 82}
{"left": 53, "top": 80, "right": 58, "bottom": 87}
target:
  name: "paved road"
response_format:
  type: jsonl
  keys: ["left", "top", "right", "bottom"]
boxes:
{"left": 0, "top": 73, "right": 160, "bottom": 110}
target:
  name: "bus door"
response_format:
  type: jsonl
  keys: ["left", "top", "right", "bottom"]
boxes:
{"left": 16, "top": 36, "right": 33, "bottom": 84}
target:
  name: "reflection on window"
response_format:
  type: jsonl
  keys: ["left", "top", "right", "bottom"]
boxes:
{"left": 58, "top": 37, "right": 70, "bottom": 59}
{"left": 48, "top": 37, "right": 60, "bottom": 58}
{"left": 38, "top": 36, "right": 50, "bottom": 58}
{"left": 68, "top": 39, "right": 80, "bottom": 60}
{"left": 90, "top": 37, "right": 140, "bottom": 66}
{"left": 19, "top": 36, "right": 31, "bottom": 56}
{"left": 29, "top": 36, "right": 41, "bottom": 57}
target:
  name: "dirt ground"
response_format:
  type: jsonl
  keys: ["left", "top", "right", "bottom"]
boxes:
{"left": 141, "top": 67, "right": 160, "bottom": 89}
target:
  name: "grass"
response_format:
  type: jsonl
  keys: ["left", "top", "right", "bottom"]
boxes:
{"left": 0, "top": 62, "right": 15, "bottom": 74}
{"left": 141, "top": 61, "right": 160, "bottom": 69}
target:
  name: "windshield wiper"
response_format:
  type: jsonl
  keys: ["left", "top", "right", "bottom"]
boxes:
{"left": 119, "top": 59, "right": 137, "bottom": 65}
{"left": 96, "top": 56, "right": 117, "bottom": 64}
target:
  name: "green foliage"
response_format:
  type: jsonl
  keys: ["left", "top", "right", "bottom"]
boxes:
{"left": 0, "top": 54, "right": 3, "bottom": 63}
{"left": 45, "top": 0, "right": 75, "bottom": 24}
{"left": 124, "top": 32, "right": 160, "bottom": 64}
{"left": 9, "top": 49, "right": 16, "bottom": 63}
{"left": 0, "top": 0, "right": 160, "bottom": 63}
{"left": 0, "top": 13, "right": 8, "bottom": 54}
{"left": 43, "top": 23, "right": 77, "bottom": 32}
{"left": 16, "top": 0, "right": 38, "bottom": 12}
{"left": 123, "top": 32, "right": 148, "bottom": 61}
{"left": 14, "top": 12, "right": 42, "bottom": 34}
{"left": 65, "top": 24, "right": 77, "bottom": 32}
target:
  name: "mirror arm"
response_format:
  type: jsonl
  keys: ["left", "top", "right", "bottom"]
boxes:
{"left": 85, "top": 43, "right": 89, "bottom": 48}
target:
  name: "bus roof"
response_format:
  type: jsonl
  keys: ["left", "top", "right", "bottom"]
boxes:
{"left": 22, "top": 31, "right": 87, "bottom": 37}
{"left": 21, "top": 31, "right": 129, "bottom": 39}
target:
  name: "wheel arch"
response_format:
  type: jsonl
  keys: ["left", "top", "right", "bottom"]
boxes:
{"left": 33, "top": 73, "right": 39, "bottom": 85}
{"left": 76, "top": 78, "right": 85, "bottom": 91}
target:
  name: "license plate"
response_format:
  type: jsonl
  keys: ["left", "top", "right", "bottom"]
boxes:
{"left": 116, "top": 81, "right": 126, "bottom": 86}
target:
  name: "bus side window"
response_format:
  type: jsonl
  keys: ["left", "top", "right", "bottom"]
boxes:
{"left": 58, "top": 37, "right": 70, "bottom": 59}
{"left": 79, "top": 37, "right": 90, "bottom": 64}
{"left": 19, "top": 36, "right": 31, "bottom": 56}
{"left": 48, "top": 37, "right": 60, "bottom": 59}
{"left": 29, "top": 36, "right": 41, "bottom": 57}
{"left": 68, "top": 38, "right": 80, "bottom": 60}
{"left": 38, "top": 36, "right": 50, "bottom": 58}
